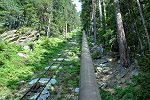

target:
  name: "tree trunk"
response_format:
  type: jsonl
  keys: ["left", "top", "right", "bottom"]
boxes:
{"left": 66, "top": 21, "right": 68, "bottom": 34}
{"left": 102, "top": 0, "right": 106, "bottom": 25}
{"left": 135, "top": 22, "right": 144, "bottom": 55}
{"left": 127, "top": 0, "right": 144, "bottom": 54}
{"left": 98, "top": 0, "right": 103, "bottom": 28}
{"left": 102, "top": 0, "right": 106, "bottom": 46}
{"left": 92, "top": 0, "right": 97, "bottom": 44}
{"left": 47, "top": 14, "right": 51, "bottom": 37}
{"left": 91, "top": 12, "right": 94, "bottom": 33}
{"left": 136, "top": 0, "right": 150, "bottom": 51}
{"left": 114, "top": 0, "right": 130, "bottom": 68}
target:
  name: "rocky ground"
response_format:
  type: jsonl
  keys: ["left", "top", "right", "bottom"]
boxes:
{"left": 0, "top": 28, "right": 39, "bottom": 46}
{"left": 91, "top": 46, "right": 139, "bottom": 96}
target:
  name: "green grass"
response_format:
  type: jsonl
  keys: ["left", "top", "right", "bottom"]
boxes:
{"left": 100, "top": 89, "right": 113, "bottom": 100}
{"left": 60, "top": 31, "right": 81, "bottom": 88}
{"left": 0, "top": 41, "right": 32, "bottom": 97}
{"left": 112, "top": 54, "right": 150, "bottom": 100}
{"left": 0, "top": 30, "right": 81, "bottom": 99}
{"left": 114, "top": 85, "right": 137, "bottom": 100}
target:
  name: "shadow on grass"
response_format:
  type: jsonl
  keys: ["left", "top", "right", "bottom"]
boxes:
{"left": 4, "top": 31, "right": 82, "bottom": 99}
{"left": 6, "top": 41, "right": 67, "bottom": 88}
{"left": 30, "top": 41, "right": 67, "bottom": 71}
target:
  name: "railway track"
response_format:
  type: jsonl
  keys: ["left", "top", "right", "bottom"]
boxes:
{"left": 20, "top": 34, "right": 80, "bottom": 100}
{"left": 20, "top": 32, "right": 100, "bottom": 100}
{"left": 21, "top": 53, "right": 66, "bottom": 100}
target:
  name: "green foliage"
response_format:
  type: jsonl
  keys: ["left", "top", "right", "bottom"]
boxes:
{"left": 0, "top": 31, "right": 81, "bottom": 98}
{"left": 114, "top": 86, "right": 137, "bottom": 100}
{"left": 63, "top": 66, "right": 80, "bottom": 87}
{"left": 81, "top": 0, "right": 150, "bottom": 99}
{"left": 100, "top": 89, "right": 113, "bottom": 100}
{"left": 52, "top": 0, "right": 80, "bottom": 34}
{"left": 135, "top": 54, "right": 150, "bottom": 99}
{"left": 0, "top": 40, "right": 33, "bottom": 96}
{"left": 138, "top": 54, "right": 150, "bottom": 72}
{"left": 80, "top": 0, "right": 117, "bottom": 51}
{"left": 17, "top": 27, "right": 34, "bottom": 34}
{"left": 0, "top": 0, "right": 80, "bottom": 36}
{"left": 80, "top": 0, "right": 92, "bottom": 32}
{"left": 28, "top": 36, "right": 66, "bottom": 70}
{"left": 106, "top": 54, "right": 150, "bottom": 100}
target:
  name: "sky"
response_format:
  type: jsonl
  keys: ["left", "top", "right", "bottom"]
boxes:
{"left": 72, "top": 0, "right": 82, "bottom": 12}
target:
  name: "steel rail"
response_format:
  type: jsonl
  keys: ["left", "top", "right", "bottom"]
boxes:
{"left": 35, "top": 58, "right": 65, "bottom": 100}
{"left": 79, "top": 31, "right": 101, "bottom": 100}
{"left": 20, "top": 53, "right": 63, "bottom": 100}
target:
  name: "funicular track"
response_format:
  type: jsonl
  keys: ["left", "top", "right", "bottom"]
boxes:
{"left": 20, "top": 35, "right": 79, "bottom": 99}
{"left": 21, "top": 31, "right": 101, "bottom": 100}
{"left": 21, "top": 53, "right": 66, "bottom": 100}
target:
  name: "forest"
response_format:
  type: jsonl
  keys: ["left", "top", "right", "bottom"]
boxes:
{"left": 0, "top": 0, "right": 150, "bottom": 99}
{"left": 80, "top": 0, "right": 150, "bottom": 99}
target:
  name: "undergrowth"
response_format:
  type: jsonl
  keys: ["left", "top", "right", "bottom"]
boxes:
{"left": 0, "top": 30, "right": 81, "bottom": 99}
{"left": 100, "top": 54, "right": 150, "bottom": 100}
{"left": 114, "top": 54, "right": 150, "bottom": 100}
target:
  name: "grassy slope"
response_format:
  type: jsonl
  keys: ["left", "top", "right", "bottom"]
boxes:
{"left": 0, "top": 30, "right": 81, "bottom": 98}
